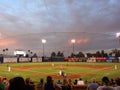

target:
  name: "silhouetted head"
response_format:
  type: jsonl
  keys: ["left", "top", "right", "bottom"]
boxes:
{"left": 46, "top": 76, "right": 53, "bottom": 83}
{"left": 115, "top": 77, "right": 120, "bottom": 86}
{"left": 102, "top": 76, "right": 110, "bottom": 85}
{"left": 9, "top": 76, "right": 25, "bottom": 90}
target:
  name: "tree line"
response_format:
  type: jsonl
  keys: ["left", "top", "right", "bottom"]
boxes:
{"left": 1, "top": 48, "right": 120, "bottom": 58}
{"left": 51, "top": 49, "right": 120, "bottom": 58}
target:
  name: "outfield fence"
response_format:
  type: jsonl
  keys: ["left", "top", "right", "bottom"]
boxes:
{"left": 0, "top": 56, "right": 120, "bottom": 63}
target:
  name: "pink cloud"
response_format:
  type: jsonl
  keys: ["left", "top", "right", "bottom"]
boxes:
{"left": 0, "top": 39, "right": 16, "bottom": 46}
{"left": 77, "top": 38, "right": 89, "bottom": 44}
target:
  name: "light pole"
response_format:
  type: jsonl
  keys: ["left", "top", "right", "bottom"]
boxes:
{"left": 71, "top": 39, "right": 76, "bottom": 54}
{"left": 116, "top": 32, "right": 120, "bottom": 43}
{"left": 41, "top": 39, "right": 46, "bottom": 57}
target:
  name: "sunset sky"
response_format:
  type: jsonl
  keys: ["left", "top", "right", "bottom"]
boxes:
{"left": 0, "top": 0, "right": 120, "bottom": 56}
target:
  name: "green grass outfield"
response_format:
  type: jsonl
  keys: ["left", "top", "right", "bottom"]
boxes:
{"left": 0, "top": 62, "right": 120, "bottom": 83}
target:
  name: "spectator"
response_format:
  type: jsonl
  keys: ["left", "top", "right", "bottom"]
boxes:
{"left": 44, "top": 76, "right": 61, "bottom": 90}
{"left": 85, "top": 80, "right": 88, "bottom": 85}
{"left": 25, "top": 78, "right": 35, "bottom": 90}
{"left": 88, "top": 78, "right": 99, "bottom": 90}
{"left": 97, "top": 76, "right": 115, "bottom": 90}
{"left": 110, "top": 78, "right": 116, "bottom": 86}
{"left": 77, "top": 78, "right": 84, "bottom": 85}
{"left": 73, "top": 79, "right": 78, "bottom": 85}
{"left": 0, "top": 77, "right": 5, "bottom": 90}
{"left": 56, "top": 80, "right": 62, "bottom": 85}
{"left": 114, "top": 77, "right": 120, "bottom": 90}
{"left": 68, "top": 78, "right": 74, "bottom": 89}
{"left": 2, "top": 77, "right": 9, "bottom": 90}
{"left": 37, "top": 78, "right": 44, "bottom": 90}
{"left": 9, "top": 76, "right": 26, "bottom": 90}
{"left": 68, "top": 78, "right": 74, "bottom": 86}
{"left": 61, "top": 78, "right": 71, "bottom": 90}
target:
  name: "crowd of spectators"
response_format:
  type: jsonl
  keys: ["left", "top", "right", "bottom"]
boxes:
{"left": 0, "top": 75, "right": 120, "bottom": 90}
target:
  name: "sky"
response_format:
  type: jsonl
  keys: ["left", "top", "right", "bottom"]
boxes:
{"left": 0, "top": 0, "right": 120, "bottom": 56}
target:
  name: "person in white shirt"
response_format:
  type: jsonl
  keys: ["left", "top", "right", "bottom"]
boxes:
{"left": 77, "top": 78, "right": 84, "bottom": 85}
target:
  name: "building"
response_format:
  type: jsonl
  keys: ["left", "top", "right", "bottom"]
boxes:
{"left": 14, "top": 49, "right": 26, "bottom": 57}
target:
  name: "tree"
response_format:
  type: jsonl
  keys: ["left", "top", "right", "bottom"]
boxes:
{"left": 2, "top": 48, "right": 8, "bottom": 55}
{"left": 27, "top": 50, "right": 33, "bottom": 57}
{"left": 96, "top": 51, "right": 101, "bottom": 57}
{"left": 28, "top": 50, "right": 30, "bottom": 52}
{"left": 60, "top": 52, "right": 64, "bottom": 57}
{"left": 110, "top": 48, "right": 120, "bottom": 57}
{"left": 33, "top": 53, "right": 37, "bottom": 57}
{"left": 76, "top": 52, "right": 85, "bottom": 57}
{"left": 70, "top": 53, "right": 76, "bottom": 58}
{"left": 57, "top": 51, "right": 64, "bottom": 57}
{"left": 2, "top": 49, "right": 5, "bottom": 54}
{"left": 51, "top": 52, "right": 56, "bottom": 57}
{"left": 86, "top": 53, "right": 93, "bottom": 58}
{"left": 57, "top": 51, "right": 61, "bottom": 56}
{"left": 116, "top": 50, "right": 120, "bottom": 57}
{"left": 6, "top": 48, "right": 8, "bottom": 51}
{"left": 101, "top": 50, "right": 108, "bottom": 57}
{"left": 25, "top": 54, "right": 29, "bottom": 57}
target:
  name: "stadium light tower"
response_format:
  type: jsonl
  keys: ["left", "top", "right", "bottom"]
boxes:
{"left": 41, "top": 39, "right": 46, "bottom": 57}
{"left": 71, "top": 39, "right": 76, "bottom": 54}
{"left": 116, "top": 32, "right": 120, "bottom": 43}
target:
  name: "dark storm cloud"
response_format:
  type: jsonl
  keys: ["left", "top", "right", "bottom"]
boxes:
{"left": 0, "top": 0, "right": 120, "bottom": 56}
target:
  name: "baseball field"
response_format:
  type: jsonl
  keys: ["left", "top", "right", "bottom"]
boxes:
{"left": 0, "top": 62, "right": 119, "bottom": 83}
